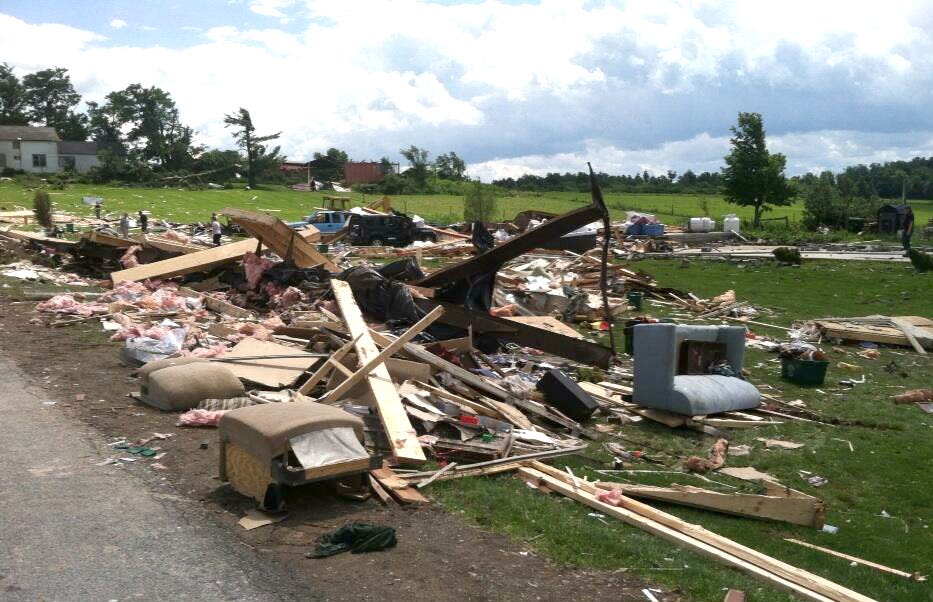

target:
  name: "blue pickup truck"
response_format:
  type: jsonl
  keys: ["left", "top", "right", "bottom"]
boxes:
{"left": 287, "top": 210, "right": 350, "bottom": 234}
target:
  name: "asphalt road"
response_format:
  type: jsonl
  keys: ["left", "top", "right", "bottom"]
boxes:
{"left": 0, "top": 356, "right": 313, "bottom": 602}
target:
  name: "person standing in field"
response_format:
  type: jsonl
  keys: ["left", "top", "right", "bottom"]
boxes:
{"left": 94, "top": 200, "right": 102, "bottom": 220}
{"left": 138, "top": 210, "right": 149, "bottom": 233}
{"left": 211, "top": 215, "right": 222, "bottom": 246}
{"left": 902, "top": 206, "right": 915, "bottom": 256}
{"left": 119, "top": 213, "right": 130, "bottom": 237}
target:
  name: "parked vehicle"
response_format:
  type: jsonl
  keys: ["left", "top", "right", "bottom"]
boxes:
{"left": 347, "top": 212, "right": 437, "bottom": 247}
{"left": 287, "top": 210, "right": 350, "bottom": 233}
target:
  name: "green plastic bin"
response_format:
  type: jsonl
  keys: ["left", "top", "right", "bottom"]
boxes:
{"left": 781, "top": 357, "right": 828, "bottom": 387}
{"left": 626, "top": 291, "right": 644, "bottom": 310}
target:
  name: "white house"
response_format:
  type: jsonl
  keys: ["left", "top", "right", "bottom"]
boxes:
{"left": 0, "top": 125, "right": 100, "bottom": 174}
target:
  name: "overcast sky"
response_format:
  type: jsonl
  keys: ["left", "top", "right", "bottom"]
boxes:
{"left": 3, "top": 0, "right": 933, "bottom": 180}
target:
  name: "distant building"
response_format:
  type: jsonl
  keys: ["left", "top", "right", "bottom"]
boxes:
{"left": 0, "top": 125, "right": 100, "bottom": 174}
{"left": 343, "top": 161, "right": 387, "bottom": 185}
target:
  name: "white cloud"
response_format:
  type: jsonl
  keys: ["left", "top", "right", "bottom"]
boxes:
{"left": 1, "top": 2, "right": 932, "bottom": 172}
{"left": 468, "top": 130, "right": 933, "bottom": 181}
{"left": 109, "top": 18, "right": 127, "bottom": 29}
{"left": 138, "top": 25, "right": 157, "bottom": 32}
{"left": 249, "top": 0, "right": 296, "bottom": 18}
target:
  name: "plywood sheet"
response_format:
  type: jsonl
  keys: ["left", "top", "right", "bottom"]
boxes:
{"left": 221, "top": 208, "right": 337, "bottom": 272}
{"left": 221, "top": 338, "right": 319, "bottom": 388}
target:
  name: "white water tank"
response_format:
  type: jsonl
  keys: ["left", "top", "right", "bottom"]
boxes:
{"left": 689, "top": 217, "right": 715, "bottom": 233}
{"left": 723, "top": 214, "right": 741, "bottom": 233}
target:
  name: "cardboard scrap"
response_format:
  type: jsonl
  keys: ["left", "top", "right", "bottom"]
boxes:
{"left": 238, "top": 509, "right": 287, "bottom": 531}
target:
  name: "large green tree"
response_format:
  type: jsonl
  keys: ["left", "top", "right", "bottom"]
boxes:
{"left": 400, "top": 145, "right": 430, "bottom": 190}
{"left": 0, "top": 63, "right": 28, "bottom": 125}
{"left": 436, "top": 151, "right": 466, "bottom": 180}
{"left": 104, "top": 84, "right": 194, "bottom": 169}
{"left": 223, "top": 107, "right": 282, "bottom": 188}
{"left": 22, "top": 67, "right": 87, "bottom": 139}
{"left": 311, "top": 147, "right": 348, "bottom": 182}
{"left": 721, "top": 112, "right": 794, "bottom": 227}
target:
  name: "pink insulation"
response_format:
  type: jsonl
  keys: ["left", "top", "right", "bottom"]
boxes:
{"left": 120, "top": 245, "right": 142, "bottom": 269}
{"left": 176, "top": 409, "right": 228, "bottom": 427}
{"left": 162, "top": 229, "right": 190, "bottom": 243}
{"left": 35, "top": 294, "right": 108, "bottom": 316}
{"left": 243, "top": 251, "right": 276, "bottom": 289}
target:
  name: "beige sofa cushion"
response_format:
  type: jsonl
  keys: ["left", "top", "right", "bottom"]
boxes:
{"left": 220, "top": 401, "right": 364, "bottom": 464}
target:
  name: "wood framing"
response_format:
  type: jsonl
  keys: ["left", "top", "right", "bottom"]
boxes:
{"left": 221, "top": 208, "right": 338, "bottom": 272}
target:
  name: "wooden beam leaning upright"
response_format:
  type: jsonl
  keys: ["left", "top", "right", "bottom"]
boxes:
{"left": 331, "top": 279, "right": 426, "bottom": 465}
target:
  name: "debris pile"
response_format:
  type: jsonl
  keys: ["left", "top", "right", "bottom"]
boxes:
{"left": 3, "top": 189, "right": 925, "bottom": 601}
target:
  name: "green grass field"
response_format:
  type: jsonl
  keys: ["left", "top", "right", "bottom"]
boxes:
{"left": 2, "top": 181, "right": 931, "bottom": 231}
{"left": 434, "top": 259, "right": 932, "bottom": 602}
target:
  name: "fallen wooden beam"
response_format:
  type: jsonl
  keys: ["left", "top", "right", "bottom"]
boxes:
{"left": 110, "top": 238, "right": 257, "bottom": 283}
{"left": 519, "top": 463, "right": 876, "bottom": 602}
{"left": 332, "top": 280, "right": 425, "bottom": 465}
{"left": 595, "top": 482, "right": 824, "bottom": 528}
{"left": 784, "top": 539, "right": 926, "bottom": 582}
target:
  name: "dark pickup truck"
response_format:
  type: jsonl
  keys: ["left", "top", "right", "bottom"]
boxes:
{"left": 347, "top": 212, "right": 437, "bottom": 247}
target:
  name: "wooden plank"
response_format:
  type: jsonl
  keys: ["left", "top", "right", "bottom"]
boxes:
{"left": 784, "top": 539, "right": 925, "bottom": 582}
{"left": 297, "top": 335, "right": 362, "bottom": 395}
{"left": 333, "top": 279, "right": 425, "bottom": 464}
{"left": 110, "top": 238, "right": 257, "bottom": 283}
{"left": 369, "top": 475, "right": 395, "bottom": 505}
{"left": 505, "top": 315, "right": 584, "bottom": 339}
{"left": 520, "top": 464, "right": 875, "bottom": 602}
{"left": 370, "top": 466, "right": 429, "bottom": 504}
{"left": 595, "top": 482, "right": 824, "bottom": 528}
{"left": 222, "top": 338, "right": 320, "bottom": 388}
{"left": 221, "top": 208, "right": 338, "bottom": 272}
{"left": 317, "top": 306, "right": 444, "bottom": 404}
{"left": 889, "top": 317, "right": 928, "bottom": 354}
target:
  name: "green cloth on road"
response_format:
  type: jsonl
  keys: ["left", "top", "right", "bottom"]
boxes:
{"left": 307, "top": 523, "right": 397, "bottom": 558}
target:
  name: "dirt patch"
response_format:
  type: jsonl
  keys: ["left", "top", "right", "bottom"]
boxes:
{"left": 0, "top": 295, "right": 678, "bottom": 602}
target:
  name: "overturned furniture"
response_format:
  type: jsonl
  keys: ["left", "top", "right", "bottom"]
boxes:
{"left": 219, "top": 401, "right": 378, "bottom": 509}
{"left": 632, "top": 323, "right": 760, "bottom": 416}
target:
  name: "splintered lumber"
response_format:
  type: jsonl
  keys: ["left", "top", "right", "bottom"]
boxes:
{"left": 519, "top": 463, "right": 876, "bottom": 602}
{"left": 333, "top": 279, "right": 425, "bottom": 464}
{"left": 297, "top": 335, "right": 362, "bottom": 395}
{"left": 110, "top": 238, "right": 257, "bottom": 283}
{"left": 370, "top": 466, "right": 429, "bottom": 504}
{"left": 595, "top": 482, "right": 825, "bottom": 528}
{"left": 316, "top": 306, "right": 444, "bottom": 404}
{"left": 398, "top": 443, "right": 588, "bottom": 483}
{"left": 369, "top": 475, "right": 395, "bottom": 505}
{"left": 376, "top": 334, "right": 511, "bottom": 401}
{"left": 221, "top": 208, "right": 338, "bottom": 272}
{"left": 784, "top": 539, "right": 926, "bottom": 582}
